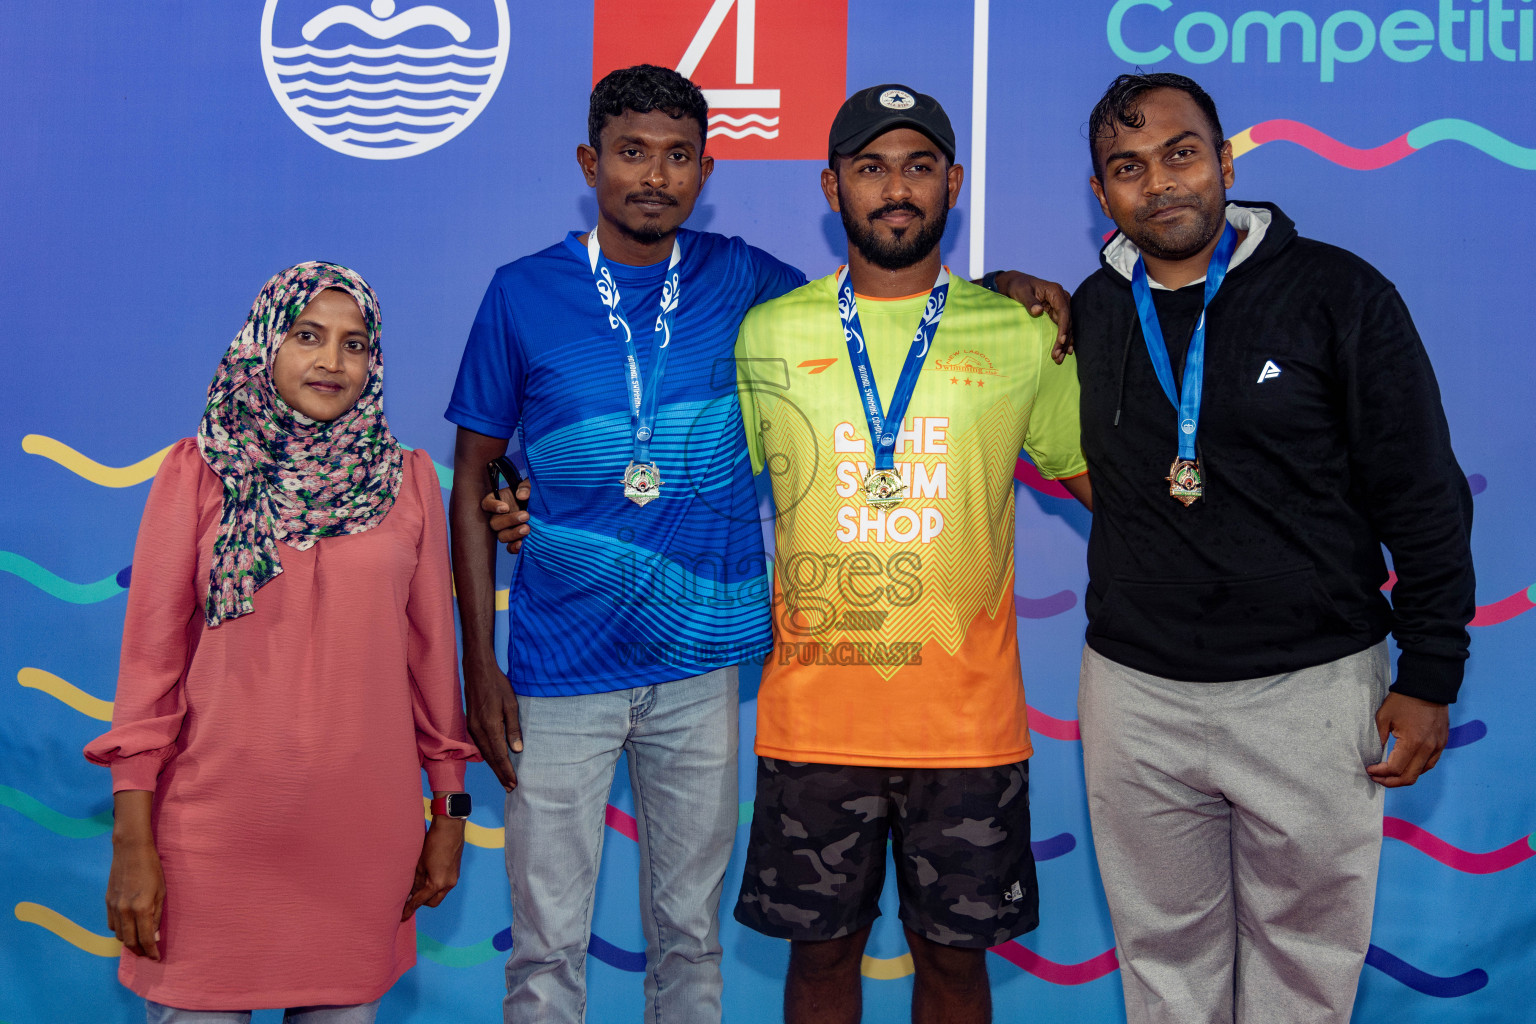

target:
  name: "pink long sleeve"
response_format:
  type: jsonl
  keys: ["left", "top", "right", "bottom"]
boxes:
{"left": 79, "top": 442, "right": 481, "bottom": 1008}
{"left": 403, "top": 448, "right": 479, "bottom": 791}
{"left": 84, "top": 439, "right": 206, "bottom": 792}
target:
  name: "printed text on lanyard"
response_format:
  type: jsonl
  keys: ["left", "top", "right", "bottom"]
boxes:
{"left": 586, "top": 228, "right": 681, "bottom": 507}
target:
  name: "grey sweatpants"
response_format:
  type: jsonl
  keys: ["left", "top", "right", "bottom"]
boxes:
{"left": 1079, "top": 643, "right": 1389, "bottom": 1024}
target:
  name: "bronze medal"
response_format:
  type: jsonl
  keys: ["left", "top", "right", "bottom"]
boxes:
{"left": 1167, "top": 457, "right": 1202, "bottom": 506}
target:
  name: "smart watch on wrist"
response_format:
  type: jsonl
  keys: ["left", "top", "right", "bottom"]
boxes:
{"left": 429, "top": 792, "right": 472, "bottom": 819}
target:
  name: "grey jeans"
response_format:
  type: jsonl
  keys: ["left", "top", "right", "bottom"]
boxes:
{"left": 1079, "top": 643, "right": 1389, "bottom": 1024}
{"left": 503, "top": 666, "right": 739, "bottom": 1024}
{"left": 146, "top": 998, "right": 380, "bottom": 1024}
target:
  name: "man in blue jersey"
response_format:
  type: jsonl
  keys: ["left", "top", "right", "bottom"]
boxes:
{"left": 448, "top": 65, "right": 1069, "bottom": 1024}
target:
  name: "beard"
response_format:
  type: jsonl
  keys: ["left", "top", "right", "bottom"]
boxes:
{"left": 1126, "top": 189, "right": 1227, "bottom": 261}
{"left": 621, "top": 221, "right": 668, "bottom": 246}
{"left": 840, "top": 188, "right": 949, "bottom": 271}
{"left": 616, "top": 190, "right": 680, "bottom": 246}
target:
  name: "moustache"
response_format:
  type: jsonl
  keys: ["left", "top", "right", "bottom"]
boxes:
{"left": 1138, "top": 193, "right": 1202, "bottom": 218}
{"left": 867, "top": 202, "right": 924, "bottom": 223}
{"left": 628, "top": 191, "right": 678, "bottom": 206}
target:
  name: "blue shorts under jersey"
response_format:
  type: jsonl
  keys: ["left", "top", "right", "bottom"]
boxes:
{"left": 447, "top": 228, "right": 805, "bottom": 696}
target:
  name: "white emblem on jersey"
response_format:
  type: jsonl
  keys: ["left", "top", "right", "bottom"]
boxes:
{"left": 1257, "top": 360, "right": 1282, "bottom": 383}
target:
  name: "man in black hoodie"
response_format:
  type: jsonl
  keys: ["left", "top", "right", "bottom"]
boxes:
{"left": 1069, "top": 73, "right": 1475, "bottom": 1024}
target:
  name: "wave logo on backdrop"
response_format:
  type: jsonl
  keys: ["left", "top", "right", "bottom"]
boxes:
{"left": 592, "top": 0, "right": 848, "bottom": 160}
{"left": 260, "top": 0, "right": 509, "bottom": 159}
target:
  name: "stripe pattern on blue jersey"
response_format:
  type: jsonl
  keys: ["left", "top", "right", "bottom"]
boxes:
{"left": 446, "top": 229, "right": 805, "bottom": 696}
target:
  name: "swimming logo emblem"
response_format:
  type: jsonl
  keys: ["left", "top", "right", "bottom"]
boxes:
{"left": 261, "top": 0, "right": 509, "bottom": 160}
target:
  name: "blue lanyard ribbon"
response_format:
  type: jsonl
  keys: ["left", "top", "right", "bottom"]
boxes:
{"left": 586, "top": 229, "right": 682, "bottom": 464}
{"left": 835, "top": 266, "right": 950, "bottom": 471}
{"left": 1130, "top": 222, "right": 1238, "bottom": 461}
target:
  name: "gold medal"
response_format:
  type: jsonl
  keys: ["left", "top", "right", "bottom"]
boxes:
{"left": 1167, "top": 458, "right": 1202, "bottom": 506}
{"left": 862, "top": 467, "right": 906, "bottom": 507}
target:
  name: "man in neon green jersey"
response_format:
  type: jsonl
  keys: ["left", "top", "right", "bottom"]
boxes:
{"left": 732, "top": 84, "right": 1092, "bottom": 1024}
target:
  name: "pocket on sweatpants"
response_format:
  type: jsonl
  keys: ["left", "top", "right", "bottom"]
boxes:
{"left": 1090, "top": 565, "right": 1350, "bottom": 673}
{"left": 1356, "top": 643, "right": 1392, "bottom": 767}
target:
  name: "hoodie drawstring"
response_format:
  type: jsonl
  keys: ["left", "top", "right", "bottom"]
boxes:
{"left": 1112, "top": 316, "right": 1136, "bottom": 428}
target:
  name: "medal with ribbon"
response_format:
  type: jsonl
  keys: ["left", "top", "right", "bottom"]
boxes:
{"left": 1130, "top": 221, "right": 1238, "bottom": 507}
{"left": 585, "top": 228, "right": 681, "bottom": 506}
{"left": 835, "top": 265, "right": 950, "bottom": 507}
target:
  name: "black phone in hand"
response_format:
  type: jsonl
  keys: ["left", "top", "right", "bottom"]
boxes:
{"left": 486, "top": 456, "right": 527, "bottom": 511}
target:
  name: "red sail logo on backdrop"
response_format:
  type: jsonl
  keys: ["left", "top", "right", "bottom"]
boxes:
{"left": 592, "top": 0, "right": 848, "bottom": 160}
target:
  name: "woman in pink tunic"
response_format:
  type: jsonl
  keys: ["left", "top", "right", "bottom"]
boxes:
{"left": 85, "top": 263, "right": 478, "bottom": 1023}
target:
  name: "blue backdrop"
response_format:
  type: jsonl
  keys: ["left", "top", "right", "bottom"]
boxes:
{"left": 2, "top": 2, "right": 1531, "bottom": 1021}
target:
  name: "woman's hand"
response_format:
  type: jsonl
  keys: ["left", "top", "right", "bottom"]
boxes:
{"left": 105, "top": 790, "right": 164, "bottom": 960}
{"left": 403, "top": 815, "right": 466, "bottom": 920}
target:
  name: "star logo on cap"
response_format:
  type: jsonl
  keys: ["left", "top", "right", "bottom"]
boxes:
{"left": 879, "top": 89, "right": 915, "bottom": 110}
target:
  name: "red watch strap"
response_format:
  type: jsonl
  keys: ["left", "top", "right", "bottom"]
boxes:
{"left": 430, "top": 793, "right": 469, "bottom": 818}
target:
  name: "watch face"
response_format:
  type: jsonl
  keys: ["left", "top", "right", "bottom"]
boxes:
{"left": 446, "top": 792, "right": 472, "bottom": 818}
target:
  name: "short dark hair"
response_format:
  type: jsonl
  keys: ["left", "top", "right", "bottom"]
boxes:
{"left": 1087, "top": 72, "right": 1224, "bottom": 178}
{"left": 588, "top": 64, "right": 709, "bottom": 152}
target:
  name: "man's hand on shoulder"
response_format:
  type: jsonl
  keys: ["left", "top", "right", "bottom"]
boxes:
{"left": 1368, "top": 692, "right": 1449, "bottom": 787}
{"left": 985, "top": 271, "right": 1074, "bottom": 364}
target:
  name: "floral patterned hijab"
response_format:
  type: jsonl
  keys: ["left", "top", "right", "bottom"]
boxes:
{"left": 197, "top": 262, "right": 403, "bottom": 627}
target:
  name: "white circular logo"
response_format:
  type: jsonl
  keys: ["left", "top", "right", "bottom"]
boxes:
{"left": 879, "top": 89, "right": 915, "bottom": 110}
{"left": 1181, "top": 419, "right": 1196, "bottom": 434}
{"left": 261, "top": 0, "right": 510, "bottom": 160}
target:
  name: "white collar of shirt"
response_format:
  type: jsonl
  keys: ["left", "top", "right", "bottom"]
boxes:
{"left": 1103, "top": 203, "right": 1272, "bottom": 290}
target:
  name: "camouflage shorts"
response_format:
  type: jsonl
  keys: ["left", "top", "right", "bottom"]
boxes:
{"left": 733, "top": 758, "right": 1039, "bottom": 948}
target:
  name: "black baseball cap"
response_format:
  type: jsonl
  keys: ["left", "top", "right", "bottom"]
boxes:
{"left": 827, "top": 84, "right": 956, "bottom": 166}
